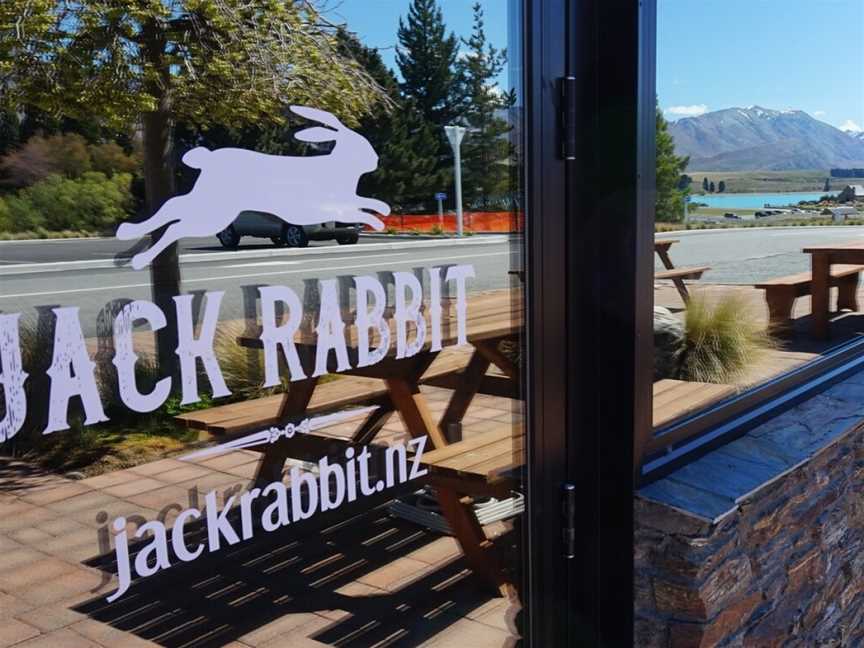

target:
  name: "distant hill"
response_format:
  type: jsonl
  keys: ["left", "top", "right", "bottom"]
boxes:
{"left": 669, "top": 106, "right": 864, "bottom": 171}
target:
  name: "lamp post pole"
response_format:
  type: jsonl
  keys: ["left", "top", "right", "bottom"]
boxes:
{"left": 444, "top": 125, "right": 466, "bottom": 237}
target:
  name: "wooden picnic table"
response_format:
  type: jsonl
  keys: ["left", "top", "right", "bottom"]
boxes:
{"left": 655, "top": 238, "right": 710, "bottom": 303}
{"left": 234, "top": 289, "right": 523, "bottom": 594}
{"left": 803, "top": 241, "right": 864, "bottom": 339}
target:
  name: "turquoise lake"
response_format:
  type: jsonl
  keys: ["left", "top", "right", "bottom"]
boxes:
{"left": 693, "top": 191, "right": 837, "bottom": 209}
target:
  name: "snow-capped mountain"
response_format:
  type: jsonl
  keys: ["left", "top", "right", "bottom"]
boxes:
{"left": 668, "top": 106, "right": 864, "bottom": 171}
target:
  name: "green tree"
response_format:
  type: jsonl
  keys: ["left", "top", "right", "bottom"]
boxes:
{"left": 455, "top": 3, "right": 515, "bottom": 210}
{"left": 702, "top": 177, "right": 709, "bottom": 192}
{"left": 709, "top": 181, "right": 716, "bottom": 193}
{"left": 824, "top": 177, "right": 831, "bottom": 192}
{"left": 2, "top": 0, "right": 385, "bottom": 378}
{"left": 336, "top": 30, "right": 443, "bottom": 211}
{"left": 656, "top": 105, "right": 690, "bottom": 222}
{"left": 718, "top": 180, "right": 726, "bottom": 193}
{"left": 396, "top": 0, "right": 464, "bottom": 204}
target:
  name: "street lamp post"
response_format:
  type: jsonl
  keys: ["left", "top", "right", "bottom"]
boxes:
{"left": 444, "top": 125, "right": 466, "bottom": 237}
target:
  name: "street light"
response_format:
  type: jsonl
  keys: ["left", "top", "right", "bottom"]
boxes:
{"left": 444, "top": 125, "right": 466, "bottom": 237}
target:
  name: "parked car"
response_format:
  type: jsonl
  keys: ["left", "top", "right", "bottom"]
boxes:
{"left": 215, "top": 211, "right": 363, "bottom": 248}
{"left": 724, "top": 212, "right": 740, "bottom": 220}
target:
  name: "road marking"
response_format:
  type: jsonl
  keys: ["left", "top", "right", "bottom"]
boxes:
{"left": 216, "top": 252, "right": 411, "bottom": 268}
{"left": 0, "top": 251, "right": 508, "bottom": 300}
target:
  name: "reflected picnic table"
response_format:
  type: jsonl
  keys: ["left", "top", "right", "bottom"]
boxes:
{"left": 232, "top": 289, "right": 523, "bottom": 594}
{"left": 655, "top": 238, "right": 710, "bottom": 304}
{"left": 803, "top": 240, "right": 864, "bottom": 339}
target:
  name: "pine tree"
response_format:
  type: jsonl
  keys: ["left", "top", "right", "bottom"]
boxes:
{"left": 337, "top": 32, "right": 444, "bottom": 211}
{"left": 396, "top": 0, "right": 463, "bottom": 126}
{"left": 702, "top": 177, "right": 709, "bottom": 192}
{"left": 824, "top": 177, "right": 831, "bottom": 192}
{"left": 396, "top": 0, "right": 463, "bottom": 206}
{"left": 656, "top": 105, "right": 690, "bottom": 222}
{"left": 718, "top": 180, "right": 726, "bottom": 193}
{"left": 709, "top": 181, "right": 716, "bottom": 193}
{"left": 455, "top": 3, "right": 515, "bottom": 210}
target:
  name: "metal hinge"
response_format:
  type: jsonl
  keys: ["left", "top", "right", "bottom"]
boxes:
{"left": 562, "top": 482, "right": 576, "bottom": 559}
{"left": 560, "top": 76, "right": 577, "bottom": 160}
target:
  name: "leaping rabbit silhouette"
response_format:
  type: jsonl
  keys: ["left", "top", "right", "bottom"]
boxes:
{"left": 116, "top": 106, "right": 391, "bottom": 270}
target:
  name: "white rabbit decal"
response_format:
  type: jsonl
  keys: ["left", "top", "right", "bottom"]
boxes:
{"left": 116, "top": 106, "right": 390, "bottom": 270}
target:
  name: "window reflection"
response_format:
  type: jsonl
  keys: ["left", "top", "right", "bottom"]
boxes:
{"left": 0, "top": 1, "right": 525, "bottom": 645}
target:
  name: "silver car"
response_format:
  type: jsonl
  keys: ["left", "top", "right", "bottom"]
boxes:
{"left": 216, "top": 211, "right": 363, "bottom": 248}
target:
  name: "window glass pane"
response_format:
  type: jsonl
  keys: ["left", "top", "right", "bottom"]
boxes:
{"left": 0, "top": 1, "right": 526, "bottom": 645}
{"left": 652, "top": 0, "right": 864, "bottom": 432}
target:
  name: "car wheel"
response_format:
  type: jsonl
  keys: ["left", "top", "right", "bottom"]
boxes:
{"left": 283, "top": 224, "right": 309, "bottom": 248}
{"left": 337, "top": 233, "right": 359, "bottom": 245}
{"left": 270, "top": 236, "right": 287, "bottom": 247}
{"left": 216, "top": 225, "right": 240, "bottom": 249}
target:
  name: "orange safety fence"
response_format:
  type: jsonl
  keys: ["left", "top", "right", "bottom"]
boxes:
{"left": 375, "top": 211, "right": 524, "bottom": 233}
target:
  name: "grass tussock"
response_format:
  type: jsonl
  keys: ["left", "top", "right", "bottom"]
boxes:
{"left": 679, "top": 293, "right": 775, "bottom": 384}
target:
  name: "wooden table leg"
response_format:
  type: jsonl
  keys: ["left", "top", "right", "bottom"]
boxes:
{"left": 436, "top": 488, "right": 509, "bottom": 596}
{"left": 811, "top": 252, "right": 831, "bottom": 340}
{"left": 385, "top": 377, "right": 448, "bottom": 449}
{"left": 657, "top": 247, "right": 690, "bottom": 303}
{"left": 253, "top": 377, "right": 319, "bottom": 486}
{"left": 440, "top": 350, "right": 491, "bottom": 443}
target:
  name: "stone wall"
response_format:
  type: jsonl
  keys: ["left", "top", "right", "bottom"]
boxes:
{"left": 635, "top": 420, "right": 864, "bottom": 647}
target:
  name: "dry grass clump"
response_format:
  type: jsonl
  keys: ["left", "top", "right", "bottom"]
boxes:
{"left": 679, "top": 293, "right": 775, "bottom": 384}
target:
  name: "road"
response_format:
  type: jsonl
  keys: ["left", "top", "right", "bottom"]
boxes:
{"left": 656, "top": 226, "right": 864, "bottom": 284}
{"left": 0, "top": 236, "right": 516, "bottom": 338}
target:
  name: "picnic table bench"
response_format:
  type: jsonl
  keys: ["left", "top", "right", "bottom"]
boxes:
{"left": 803, "top": 241, "right": 864, "bottom": 339}
{"left": 177, "top": 289, "right": 523, "bottom": 595}
{"left": 754, "top": 264, "right": 864, "bottom": 334}
{"left": 655, "top": 239, "right": 710, "bottom": 303}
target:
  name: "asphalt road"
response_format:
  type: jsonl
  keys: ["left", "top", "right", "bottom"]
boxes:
{"left": 656, "top": 226, "right": 864, "bottom": 284}
{"left": 0, "top": 234, "right": 383, "bottom": 266}
{"left": 0, "top": 236, "right": 517, "bottom": 338}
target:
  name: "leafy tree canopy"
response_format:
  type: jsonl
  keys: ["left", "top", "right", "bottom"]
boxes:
{"left": 0, "top": 0, "right": 386, "bottom": 129}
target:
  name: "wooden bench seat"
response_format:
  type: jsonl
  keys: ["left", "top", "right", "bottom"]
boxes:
{"left": 420, "top": 423, "right": 524, "bottom": 499}
{"left": 754, "top": 264, "right": 864, "bottom": 333}
{"left": 176, "top": 349, "right": 474, "bottom": 437}
{"left": 655, "top": 265, "right": 711, "bottom": 281}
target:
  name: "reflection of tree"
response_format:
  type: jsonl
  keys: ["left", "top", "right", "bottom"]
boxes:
{"left": 456, "top": 3, "right": 515, "bottom": 210}
{"left": 1, "top": 0, "right": 387, "bottom": 383}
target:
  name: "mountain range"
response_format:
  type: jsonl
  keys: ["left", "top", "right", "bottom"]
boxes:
{"left": 668, "top": 106, "right": 864, "bottom": 171}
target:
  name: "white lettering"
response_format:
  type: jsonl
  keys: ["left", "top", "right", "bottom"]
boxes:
{"left": 313, "top": 279, "right": 351, "bottom": 377}
{"left": 133, "top": 520, "right": 171, "bottom": 577}
{"left": 112, "top": 300, "right": 171, "bottom": 412}
{"left": 259, "top": 285, "right": 307, "bottom": 385}
{"left": 0, "top": 313, "right": 27, "bottom": 442}
{"left": 261, "top": 481, "right": 290, "bottom": 531}
{"left": 205, "top": 490, "right": 240, "bottom": 551}
{"left": 394, "top": 271, "right": 426, "bottom": 358}
{"left": 44, "top": 307, "right": 108, "bottom": 434}
{"left": 171, "top": 508, "right": 204, "bottom": 562}
{"left": 354, "top": 275, "right": 390, "bottom": 367}
{"left": 446, "top": 265, "right": 475, "bottom": 345}
{"left": 174, "top": 292, "right": 230, "bottom": 405}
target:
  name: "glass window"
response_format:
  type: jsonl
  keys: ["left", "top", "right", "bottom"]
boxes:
{"left": 0, "top": 1, "right": 527, "bottom": 645}
{"left": 649, "top": 0, "right": 864, "bottom": 461}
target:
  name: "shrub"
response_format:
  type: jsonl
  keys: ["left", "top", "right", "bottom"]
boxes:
{"left": 89, "top": 142, "right": 141, "bottom": 177}
{"left": 679, "top": 293, "right": 774, "bottom": 384}
{"left": 0, "top": 133, "right": 92, "bottom": 186}
{"left": 430, "top": 223, "right": 444, "bottom": 235}
{"left": 4, "top": 172, "right": 133, "bottom": 232}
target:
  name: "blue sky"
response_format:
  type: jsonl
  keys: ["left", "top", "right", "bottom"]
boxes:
{"left": 658, "top": 0, "right": 864, "bottom": 131}
{"left": 323, "top": 1, "right": 512, "bottom": 86}
{"left": 326, "top": 1, "right": 863, "bottom": 132}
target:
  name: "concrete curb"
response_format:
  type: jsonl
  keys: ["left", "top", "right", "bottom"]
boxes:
{"left": 1, "top": 235, "right": 510, "bottom": 276}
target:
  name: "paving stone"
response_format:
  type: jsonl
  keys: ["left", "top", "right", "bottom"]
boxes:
{"left": 0, "top": 592, "right": 34, "bottom": 620}
{"left": 417, "top": 617, "right": 515, "bottom": 647}
{"left": 357, "top": 556, "right": 434, "bottom": 592}
{"left": 0, "top": 547, "right": 51, "bottom": 574}
{"left": 124, "top": 484, "right": 191, "bottom": 511}
{"left": 0, "top": 618, "right": 40, "bottom": 647}
{"left": 79, "top": 470, "right": 140, "bottom": 489}
{"left": 15, "top": 601, "right": 88, "bottom": 632}
{"left": 0, "top": 505, "right": 55, "bottom": 533}
{"left": 239, "top": 612, "right": 333, "bottom": 647}
{"left": 44, "top": 491, "right": 122, "bottom": 515}
{"left": 14, "top": 628, "right": 101, "bottom": 648}
{"left": 150, "top": 464, "right": 213, "bottom": 484}
{"left": 70, "top": 619, "right": 162, "bottom": 647}
{"left": 0, "top": 557, "right": 78, "bottom": 590}
{"left": 127, "top": 458, "right": 190, "bottom": 477}
{"left": 16, "top": 567, "right": 105, "bottom": 606}
{"left": 102, "top": 477, "right": 167, "bottom": 498}
{"left": 21, "top": 482, "right": 94, "bottom": 506}
{"left": 8, "top": 526, "right": 55, "bottom": 546}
